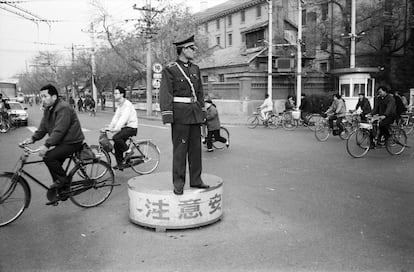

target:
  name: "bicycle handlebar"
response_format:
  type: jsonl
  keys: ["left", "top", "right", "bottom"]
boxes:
{"left": 18, "top": 143, "right": 41, "bottom": 153}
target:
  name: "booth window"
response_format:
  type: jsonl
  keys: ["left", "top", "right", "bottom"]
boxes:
{"left": 353, "top": 84, "right": 366, "bottom": 97}
{"left": 341, "top": 84, "right": 350, "bottom": 97}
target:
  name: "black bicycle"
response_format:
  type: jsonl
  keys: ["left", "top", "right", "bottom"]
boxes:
{"left": 0, "top": 144, "right": 116, "bottom": 227}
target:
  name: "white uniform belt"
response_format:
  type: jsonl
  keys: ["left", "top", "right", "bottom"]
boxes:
{"left": 173, "top": 97, "right": 196, "bottom": 103}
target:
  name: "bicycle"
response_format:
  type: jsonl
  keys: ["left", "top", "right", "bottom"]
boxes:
{"left": 346, "top": 115, "right": 408, "bottom": 158}
{"left": 91, "top": 130, "right": 160, "bottom": 175}
{"left": 314, "top": 114, "right": 351, "bottom": 141}
{"left": 0, "top": 143, "right": 116, "bottom": 227}
{"left": 281, "top": 110, "right": 322, "bottom": 131}
{"left": 201, "top": 124, "right": 230, "bottom": 149}
{"left": 398, "top": 111, "right": 414, "bottom": 135}
{"left": 247, "top": 109, "right": 280, "bottom": 129}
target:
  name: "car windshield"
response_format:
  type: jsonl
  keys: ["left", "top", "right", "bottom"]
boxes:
{"left": 8, "top": 103, "right": 23, "bottom": 110}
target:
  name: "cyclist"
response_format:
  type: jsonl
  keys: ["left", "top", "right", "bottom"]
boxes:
{"left": 299, "top": 93, "right": 312, "bottom": 125}
{"left": 370, "top": 86, "right": 396, "bottom": 146}
{"left": 0, "top": 93, "right": 10, "bottom": 119}
{"left": 106, "top": 86, "right": 138, "bottom": 170}
{"left": 204, "top": 99, "right": 228, "bottom": 152}
{"left": 325, "top": 93, "right": 346, "bottom": 135}
{"left": 355, "top": 92, "right": 371, "bottom": 122}
{"left": 259, "top": 93, "right": 273, "bottom": 123}
{"left": 22, "top": 84, "right": 85, "bottom": 204}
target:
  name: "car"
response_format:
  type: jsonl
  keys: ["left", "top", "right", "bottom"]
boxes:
{"left": 7, "top": 101, "right": 28, "bottom": 126}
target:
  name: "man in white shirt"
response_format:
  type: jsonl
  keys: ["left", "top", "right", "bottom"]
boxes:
{"left": 107, "top": 86, "right": 138, "bottom": 170}
{"left": 259, "top": 93, "right": 273, "bottom": 121}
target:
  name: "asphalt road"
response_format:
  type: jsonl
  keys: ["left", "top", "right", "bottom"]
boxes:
{"left": 1, "top": 105, "right": 413, "bottom": 272}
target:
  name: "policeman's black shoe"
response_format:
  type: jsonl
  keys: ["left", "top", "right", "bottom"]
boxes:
{"left": 190, "top": 183, "right": 210, "bottom": 189}
{"left": 173, "top": 188, "right": 183, "bottom": 195}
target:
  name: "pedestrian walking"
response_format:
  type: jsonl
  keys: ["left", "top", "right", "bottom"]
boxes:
{"left": 160, "top": 35, "right": 209, "bottom": 195}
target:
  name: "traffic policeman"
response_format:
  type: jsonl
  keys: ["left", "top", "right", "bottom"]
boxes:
{"left": 160, "top": 35, "right": 209, "bottom": 195}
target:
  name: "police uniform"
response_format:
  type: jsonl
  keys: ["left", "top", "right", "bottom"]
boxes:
{"left": 159, "top": 35, "right": 208, "bottom": 194}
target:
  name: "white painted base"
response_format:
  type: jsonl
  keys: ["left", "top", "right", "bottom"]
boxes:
{"left": 128, "top": 172, "right": 223, "bottom": 231}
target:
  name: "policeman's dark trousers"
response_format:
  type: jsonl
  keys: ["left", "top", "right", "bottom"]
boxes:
{"left": 113, "top": 127, "right": 137, "bottom": 164}
{"left": 171, "top": 123, "right": 203, "bottom": 191}
{"left": 206, "top": 129, "right": 227, "bottom": 149}
{"left": 43, "top": 142, "right": 83, "bottom": 184}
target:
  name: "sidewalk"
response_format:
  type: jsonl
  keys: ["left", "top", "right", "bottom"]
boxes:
{"left": 97, "top": 108, "right": 248, "bottom": 126}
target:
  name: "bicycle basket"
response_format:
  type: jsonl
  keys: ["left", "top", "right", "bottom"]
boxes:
{"left": 99, "top": 132, "right": 113, "bottom": 152}
{"left": 79, "top": 143, "right": 96, "bottom": 161}
{"left": 292, "top": 110, "right": 301, "bottom": 120}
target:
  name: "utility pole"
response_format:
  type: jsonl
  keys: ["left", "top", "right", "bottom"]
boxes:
{"left": 90, "top": 23, "right": 98, "bottom": 109}
{"left": 297, "top": 0, "right": 303, "bottom": 107}
{"left": 267, "top": 0, "right": 273, "bottom": 101}
{"left": 350, "top": 0, "right": 356, "bottom": 68}
{"left": 133, "top": 0, "right": 163, "bottom": 116}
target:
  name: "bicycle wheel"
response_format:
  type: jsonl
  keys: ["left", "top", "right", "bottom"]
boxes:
{"left": 339, "top": 121, "right": 353, "bottom": 140}
{"left": 130, "top": 141, "right": 160, "bottom": 175}
{"left": 0, "top": 173, "right": 30, "bottom": 227}
{"left": 307, "top": 114, "right": 321, "bottom": 131}
{"left": 213, "top": 127, "right": 229, "bottom": 149}
{"left": 267, "top": 115, "right": 280, "bottom": 129}
{"left": 0, "top": 120, "right": 10, "bottom": 133}
{"left": 247, "top": 115, "right": 259, "bottom": 129}
{"left": 90, "top": 145, "right": 111, "bottom": 166}
{"left": 69, "top": 160, "right": 115, "bottom": 208}
{"left": 404, "top": 119, "right": 414, "bottom": 135}
{"left": 386, "top": 128, "right": 407, "bottom": 155}
{"left": 346, "top": 129, "right": 370, "bottom": 158}
{"left": 314, "top": 120, "right": 330, "bottom": 141}
{"left": 282, "top": 113, "right": 297, "bottom": 131}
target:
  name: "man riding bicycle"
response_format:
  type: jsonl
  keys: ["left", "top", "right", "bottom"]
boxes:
{"left": 22, "top": 84, "right": 85, "bottom": 205}
{"left": 325, "top": 93, "right": 346, "bottom": 135}
{"left": 105, "top": 86, "right": 138, "bottom": 170}
{"left": 369, "top": 86, "right": 396, "bottom": 146}
{"left": 259, "top": 93, "right": 273, "bottom": 122}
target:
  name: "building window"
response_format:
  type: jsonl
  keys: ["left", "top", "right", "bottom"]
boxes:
{"left": 320, "top": 62, "right": 328, "bottom": 72}
{"left": 256, "top": 5, "right": 261, "bottom": 18}
{"left": 216, "top": 36, "right": 221, "bottom": 46}
{"left": 216, "top": 19, "right": 220, "bottom": 30}
{"left": 228, "top": 33, "right": 233, "bottom": 46}
{"left": 228, "top": 14, "right": 232, "bottom": 26}
{"left": 384, "top": 25, "right": 392, "bottom": 45}
{"left": 202, "top": 75, "right": 209, "bottom": 83}
{"left": 302, "top": 9, "right": 307, "bottom": 25}
{"left": 321, "top": 3, "right": 328, "bottom": 21}
{"left": 384, "top": 0, "right": 393, "bottom": 14}
{"left": 205, "top": 23, "right": 208, "bottom": 33}
{"left": 320, "top": 36, "right": 328, "bottom": 50}
{"left": 218, "top": 74, "right": 225, "bottom": 82}
{"left": 246, "top": 29, "right": 265, "bottom": 49}
{"left": 241, "top": 10, "right": 245, "bottom": 23}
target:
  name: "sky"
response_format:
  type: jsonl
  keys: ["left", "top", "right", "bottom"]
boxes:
{"left": 0, "top": 0, "right": 227, "bottom": 81}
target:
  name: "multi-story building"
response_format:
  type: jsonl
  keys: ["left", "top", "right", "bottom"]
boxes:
{"left": 194, "top": 0, "right": 413, "bottom": 114}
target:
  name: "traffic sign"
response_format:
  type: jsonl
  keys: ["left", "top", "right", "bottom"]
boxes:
{"left": 152, "top": 63, "right": 162, "bottom": 73}
{"left": 152, "top": 79, "right": 161, "bottom": 89}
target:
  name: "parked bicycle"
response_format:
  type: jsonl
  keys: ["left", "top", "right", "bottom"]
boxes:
{"left": 0, "top": 143, "right": 116, "bottom": 227}
{"left": 91, "top": 130, "right": 160, "bottom": 175}
{"left": 346, "top": 115, "right": 408, "bottom": 158}
{"left": 314, "top": 113, "right": 352, "bottom": 141}
{"left": 247, "top": 108, "right": 280, "bottom": 129}
{"left": 281, "top": 110, "right": 322, "bottom": 131}
{"left": 201, "top": 124, "right": 230, "bottom": 149}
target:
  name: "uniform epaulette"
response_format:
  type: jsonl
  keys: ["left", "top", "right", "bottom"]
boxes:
{"left": 166, "top": 62, "right": 177, "bottom": 68}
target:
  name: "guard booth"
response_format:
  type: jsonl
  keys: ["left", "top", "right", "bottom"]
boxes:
{"left": 331, "top": 67, "right": 379, "bottom": 110}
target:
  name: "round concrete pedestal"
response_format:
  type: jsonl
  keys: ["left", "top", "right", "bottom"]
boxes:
{"left": 128, "top": 172, "right": 223, "bottom": 231}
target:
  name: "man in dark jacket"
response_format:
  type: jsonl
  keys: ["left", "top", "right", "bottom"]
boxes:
{"left": 23, "top": 84, "right": 85, "bottom": 204}
{"left": 355, "top": 93, "right": 372, "bottom": 121}
{"left": 299, "top": 93, "right": 312, "bottom": 124}
{"left": 371, "top": 86, "right": 396, "bottom": 143}
{"left": 160, "top": 35, "right": 209, "bottom": 195}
